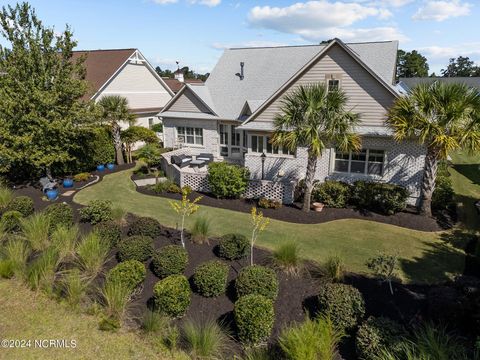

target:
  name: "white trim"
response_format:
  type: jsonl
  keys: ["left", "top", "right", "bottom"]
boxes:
{"left": 331, "top": 148, "right": 386, "bottom": 177}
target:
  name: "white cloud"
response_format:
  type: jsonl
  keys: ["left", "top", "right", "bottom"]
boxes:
{"left": 211, "top": 40, "right": 289, "bottom": 50}
{"left": 354, "top": 0, "right": 414, "bottom": 7}
{"left": 152, "top": 0, "right": 178, "bottom": 4}
{"left": 247, "top": 1, "right": 406, "bottom": 43}
{"left": 189, "top": 0, "right": 221, "bottom": 7}
{"left": 420, "top": 43, "right": 480, "bottom": 59}
{"left": 413, "top": 0, "right": 471, "bottom": 21}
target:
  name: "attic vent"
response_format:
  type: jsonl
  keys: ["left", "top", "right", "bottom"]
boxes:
{"left": 235, "top": 62, "right": 244, "bottom": 80}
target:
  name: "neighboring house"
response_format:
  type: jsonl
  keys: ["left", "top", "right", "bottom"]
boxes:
{"left": 73, "top": 48, "right": 173, "bottom": 129}
{"left": 160, "top": 39, "right": 426, "bottom": 205}
{"left": 163, "top": 70, "right": 204, "bottom": 94}
{"left": 398, "top": 77, "right": 480, "bottom": 93}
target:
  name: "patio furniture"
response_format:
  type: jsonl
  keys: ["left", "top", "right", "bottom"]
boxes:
{"left": 190, "top": 159, "right": 206, "bottom": 168}
{"left": 196, "top": 153, "right": 214, "bottom": 164}
{"left": 39, "top": 177, "right": 57, "bottom": 193}
{"left": 171, "top": 154, "right": 192, "bottom": 168}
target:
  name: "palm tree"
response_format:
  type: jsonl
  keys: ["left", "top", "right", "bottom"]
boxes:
{"left": 272, "top": 84, "right": 361, "bottom": 212}
{"left": 97, "top": 95, "right": 135, "bottom": 165}
{"left": 387, "top": 82, "right": 480, "bottom": 216}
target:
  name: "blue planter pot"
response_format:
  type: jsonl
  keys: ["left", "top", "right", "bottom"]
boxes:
{"left": 46, "top": 189, "right": 58, "bottom": 201}
{"left": 63, "top": 179, "right": 74, "bottom": 188}
{"left": 107, "top": 163, "right": 115, "bottom": 170}
{"left": 97, "top": 164, "right": 105, "bottom": 172}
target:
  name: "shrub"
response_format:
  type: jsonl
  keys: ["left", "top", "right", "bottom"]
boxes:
{"left": 193, "top": 260, "right": 229, "bottom": 297}
{"left": 258, "top": 197, "right": 282, "bottom": 209}
{"left": 111, "top": 207, "right": 127, "bottom": 225}
{"left": 27, "top": 247, "right": 59, "bottom": 293}
{"left": 94, "top": 220, "right": 122, "bottom": 248}
{"left": 236, "top": 265, "right": 279, "bottom": 300}
{"left": 8, "top": 196, "right": 34, "bottom": 217}
{"left": 73, "top": 172, "right": 90, "bottom": 182}
{"left": 218, "top": 233, "right": 249, "bottom": 260}
{"left": 101, "top": 279, "right": 133, "bottom": 328}
{"left": 51, "top": 224, "right": 79, "bottom": 263}
{"left": 1, "top": 210, "right": 23, "bottom": 233}
{"left": 272, "top": 241, "right": 302, "bottom": 276}
{"left": 190, "top": 216, "right": 210, "bottom": 244}
{"left": 279, "top": 316, "right": 345, "bottom": 360}
{"left": 20, "top": 212, "right": 51, "bottom": 251}
{"left": 44, "top": 203, "right": 74, "bottom": 232}
{"left": 107, "top": 260, "right": 146, "bottom": 291}
{"left": 312, "top": 181, "right": 351, "bottom": 208}
{"left": 182, "top": 318, "right": 228, "bottom": 359}
{"left": 355, "top": 317, "right": 407, "bottom": 360}
{"left": 141, "top": 310, "right": 170, "bottom": 334}
{"left": 117, "top": 235, "right": 154, "bottom": 262}
{"left": 324, "top": 255, "right": 345, "bottom": 283}
{"left": 351, "top": 181, "right": 408, "bottom": 215}
{"left": 60, "top": 268, "right": 88, "bottom": 308}
{"left": 76, "top": 231, "right": 110, "bottom": 279}
{"left": 167, "top": 183, "right": 182, "bottom": 194}
{"left": 127, "top": 216, "right": 162, "bottom": 238}
{"left": 317, "top": 283, "right": 365, "bottom": 331}
{"left": 366, "top": 253, "right": 399, "bottom": 295}
{"left": 1, "top": 239, "right": 29, "bottom": 279}
{"left": 234, "top": 294, "right": 274, "bottom": 345}
{"left": 79, "top": 200, "right": 113, "bottom": 224}
{"left": 153, "top": 275, "right": 191, "bottom": 318}
{"left": 0, "top": 186, "right": 13, "bottom": 212}
{"left": 432, "top": 173, "right": 455, "bottom": 211}
{"left": 151, "top": 179, "right": 174, "bottom": 194}
{"left": 207, "top": 162, "right": 250, "bottom": 199}
{"left": 151, "top": 245, "right": 188, "bottom": 278}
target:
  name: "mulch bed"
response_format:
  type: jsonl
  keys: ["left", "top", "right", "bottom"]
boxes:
{"left": 137, "top": 186, "right": 442, "bottom": 232}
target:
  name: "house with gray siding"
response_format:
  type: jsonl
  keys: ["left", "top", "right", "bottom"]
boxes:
{"left": 159, "top": 38, "right": 426, "bottom": 205}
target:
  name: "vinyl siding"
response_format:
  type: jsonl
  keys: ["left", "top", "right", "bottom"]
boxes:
{"left": 253, "top": 44, "right": 395, "bottom": 127}
{"left": 168, "top": 88, "right": 212, "bottom": 114}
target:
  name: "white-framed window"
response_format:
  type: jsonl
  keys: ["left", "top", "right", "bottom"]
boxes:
{"left": 250, "top": 135, "right": 295, "bottom": 156}
{"left": 177, "top": 126, "right": 203, "bottom": 145}
{"left": 334, "top": 149, "right": 385, "bottom": 176}
{"left": 326, "top": 74, "right": 341, "bottom": 92}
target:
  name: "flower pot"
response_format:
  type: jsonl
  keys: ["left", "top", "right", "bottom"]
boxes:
{"left": 97, "top": 164, "right": 105, "bottom": 172}
{"left": 46, "top": 189, "right": 58, "bottom": 201}
{"left": 63, "top": 178, "right": 74, "bottom": 188}
{"left": 312, "top": 202, "right": 324, "bottom": 212}
{"left": 107, "top": 163, "right": 115, "bottom": 170}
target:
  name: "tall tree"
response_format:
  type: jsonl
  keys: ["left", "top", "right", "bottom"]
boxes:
{"left": 272, "top": 84, "right": 361, "bottom": 212}
{"left": 97, "top": 95, "right": 135, "bottom": 165}
{"left": 441, "top": 56, "right": 480, "bottom": 77}
{"left": 387, "top": 82, "right": 480, "bottom": 216}
{"left": 396, "top": 49, "right": 429, "bottom": 78}
{"left": 0, "top": 2, "right": 94, "bottom": 178}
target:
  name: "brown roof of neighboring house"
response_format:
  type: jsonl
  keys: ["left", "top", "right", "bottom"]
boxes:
{"left": 72, "top": 48, "right": 136, "bottom": 100}
{"left": 162, "top": 78, "right": 204, "bottom": 93}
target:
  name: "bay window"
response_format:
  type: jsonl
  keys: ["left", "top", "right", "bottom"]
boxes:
{"left": 334, "top": 149, "right": 385, "bottom": 176}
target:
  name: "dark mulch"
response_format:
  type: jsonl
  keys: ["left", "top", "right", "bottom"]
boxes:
{"left": 137, "top": 186, "right": 441, "bottom": 232}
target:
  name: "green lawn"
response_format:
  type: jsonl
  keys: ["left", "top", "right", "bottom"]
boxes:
{"left": 74, "top": 168, "right": 466, "bottom": 284}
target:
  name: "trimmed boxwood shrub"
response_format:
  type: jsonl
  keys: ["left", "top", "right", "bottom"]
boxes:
{"left": 234, "top": 294, "right": 275, "bottom": 345}
{"left": 153, "top": 275, "right": 191, "bottom": 318}
{"left": 355, "top": 317, "right": 407, "bottom": 360}
{"left": 127, "top": 217, "right": 162, "bottom": 238}
{"left": 107, "top": 260, "right": 146, "bottom": 291}
{"left": 44, "top": 203, "right": 74, "bottom": 232}
{"left": 193, "top": 260, "right": 229, "bottom": 297}
{"left": 351, "top": 181, "right": 408, "bottom": 215}
{"left": 312, "top": 181, "right": 351, "bottom": 208}
{"left": 318, "top": 283, "right": 365, "bottom": 331}
{"left": 151, "top": 245, "right": 188, "bottom": 278}
{"left": 236, "top": 265, "right": 279, "bottom": 300}
{"left": 79, "top": 200, "right": 113, "bottom": 224}
{"left": 1, "top": 210, "right": 23, "bottom": 233}
{"left": 8, "top": 196, "right": 34, "bottom": 217}
{"left": 218, "top": 233, "right": 249, "bottom": 260}
{"left": 207, "top": 162, "right": 250, "bottom": 199}
{"left": 117, "top": 235, "right": 154, "bottom": 262}
{"left": 95, "top": 220, "right": 122, "bottom": 248}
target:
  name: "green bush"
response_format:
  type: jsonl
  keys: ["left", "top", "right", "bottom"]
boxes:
{"left": 1, "top": 210, "right": 23, "bottom": 233}
{"left": 8, "top": 196, "right": 34, "bottom": 217}
{"left": 218, "top": 233, "right": 249, "bottom": 260}
{"left": 432, "top": 174, "right": 455, "bottom": 211}
{"left": 351, "top": 181, "right": 408, "bottom": 215}
{"left": 167, "top": 183, "right": 182, "bottom": 194}
{"left": 79, "top": 200, "right": 113, "bottom": 224}
{"left": 117, "top": 236, "right": 154, "bottom": 262}
{"left": 355, "top": 317, "right": 407, "bottom": 360}
{"left": 127, "top": 217, "right": 162, "bottom": 238}
{"left": 236, "top": 265, "right": 279, "bottom": 300}
{"left": 207, "top": 162, "right": 250, "bottom": 199}
{"left": 44, "top": 203, "right": 73, "bottom": 232}
{"left": 312, "top": 181, "right": 351, "bottom": 208}
{"left": 73, "top": 172, "right": 90, "bottom": 182}
{"left": 151, "top": 179, "right": 174, "bottom": 194}
{"left": 107, "top": 260, "right": 146, "bottom": 291}
{"left": 193, "top": 260, "right": 229, "bottom": 297}
{"left": 317, "top": 283, "right": 365, "bottom": 331}
{"left": 153, "top": 275, "right": 191, "bottom": 318}
{"left": 152, "top": 245, "right": 188, "bottom": 278}
{"left": 234, "top": 294, "right": 275, "bottom": 345}
{"left": 258, "top": 197, "right": 282, "bottom": 209}
{"left": 94, "top": 220, "right": 122, "bottom": 248}
{"left": 190, "top": 217, "right": 210, "bottom": 244}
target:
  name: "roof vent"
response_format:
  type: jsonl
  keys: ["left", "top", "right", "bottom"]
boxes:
{"left": 235, "top": 62, "right": 244, "bottom": 80}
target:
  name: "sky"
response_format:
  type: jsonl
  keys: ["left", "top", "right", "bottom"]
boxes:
{"left": 0, "top": 0, "right": 479, "bottom": 75}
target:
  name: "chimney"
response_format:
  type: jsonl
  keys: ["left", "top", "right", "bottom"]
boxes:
{"left": 174, "top": 69, "right": 184, "bottom": 83}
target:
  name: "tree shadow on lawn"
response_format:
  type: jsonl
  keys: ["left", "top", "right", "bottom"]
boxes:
{"left": 453, "top": 163, "right": 480, "bottom": 186}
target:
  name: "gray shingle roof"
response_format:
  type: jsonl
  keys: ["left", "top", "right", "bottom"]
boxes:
{"left": 399, "top": 77, "right": 480, "bottom": 90}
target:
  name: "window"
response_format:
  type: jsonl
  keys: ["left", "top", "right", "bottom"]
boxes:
{"left": 250, "top": 135, "right": 295, "bottom": 156}
{"left": 148, "top": 118, "right": 154, "bottom": 129}
{"left": 177, "top": 127, "right": 203, "bottom": 145}
{"left": 328, "top": 79, "right": 340, "bottom": 92}
{"left": 334, "top": 149, "right": 385, "bottom": 176}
